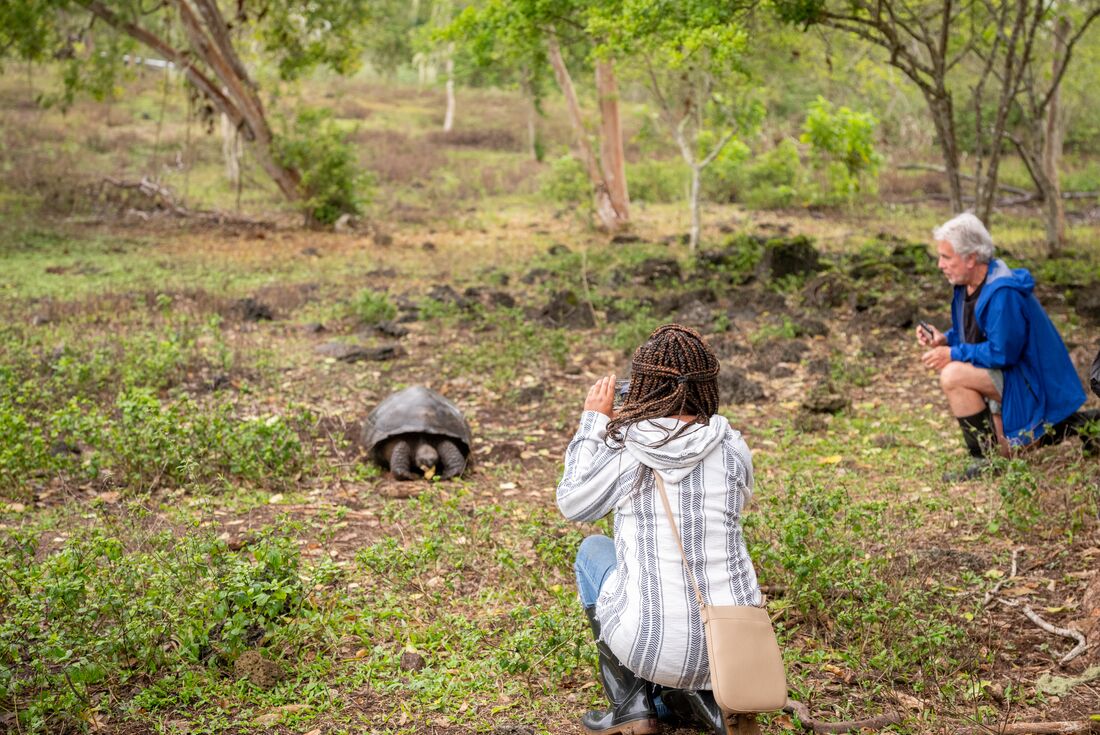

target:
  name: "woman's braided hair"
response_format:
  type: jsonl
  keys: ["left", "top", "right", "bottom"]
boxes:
{"left": 606, "top": 324, "right": 720, "bottom": 446}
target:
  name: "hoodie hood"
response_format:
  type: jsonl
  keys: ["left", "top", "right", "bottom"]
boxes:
{"left": 983, "top": 258, "right": 1034, "bottom": 295}
{"left": 621, "top": 414, "right": 730, "bottom": 485}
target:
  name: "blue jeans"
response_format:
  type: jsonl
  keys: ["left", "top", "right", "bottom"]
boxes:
{"left": 574, "top": 534, "right": 617, "bottom": 608}
{"left": 574, "top": 533, "right": 673, "bottom": 722}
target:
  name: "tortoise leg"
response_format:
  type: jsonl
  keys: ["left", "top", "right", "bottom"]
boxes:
{"left": 388, "top": 440, "right": 418, "bottom": 481}
{"left": 436, "top": 439, "right": 467, "bottom": 479}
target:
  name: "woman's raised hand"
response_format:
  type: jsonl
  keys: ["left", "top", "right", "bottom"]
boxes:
{"left": 584, "top": 374, "right": 616, "bottom": 418}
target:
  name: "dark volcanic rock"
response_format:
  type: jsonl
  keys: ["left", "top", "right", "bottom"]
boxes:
{"left": 632, "top": 257, "right": 682, "bottom": 285}
{"left": 234, "top": 297, "right": 274, "bottom": 322}
{"left": 802, "top": 382, "right": 851, "bottom": 414}
{"left": 426, "top": 284, "right": 468, "bottom": 308}
{"left": 758, "top": 339, "right": 809, "bottom": 365}
{"left": 374, "top": 320, "right": 409, "bottom": 338}
{"left": 315, "top": 342, "right": 406, "bottom": 362}
{"left": 803, "top": 272, "right": 852, "bottom": 309}
{"left": 463, "top": 286, "right": 517, "bottom": 309}
{"left": 793, "top": 316, "right": 829, "bottom": 338}
{"left": 536, "top": 290, "right": 595, "bottom": 329}
{"left": 718, "top": 371, "right": 766, "bottom": 403}
{"left": 1071, "top": 283, "right": 1100, "bottom": 322}
{"left": 756, "top": 236, "right": 823, "bottom": 281}
{"left": 521, "top": 267, "right": 552, "bottom": 285}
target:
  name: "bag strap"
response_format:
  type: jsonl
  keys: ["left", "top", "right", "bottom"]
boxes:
{"left": 652, "top": 472, "right": 706, "bottom": 611}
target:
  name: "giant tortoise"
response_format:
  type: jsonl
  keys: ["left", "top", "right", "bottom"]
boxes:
{"left": 362, "top": 386, "right": 471, "bottom": 480}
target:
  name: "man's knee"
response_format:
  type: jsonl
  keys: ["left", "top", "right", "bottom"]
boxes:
{"left": 939, "top": 361, "right": 968, "bottom": 392}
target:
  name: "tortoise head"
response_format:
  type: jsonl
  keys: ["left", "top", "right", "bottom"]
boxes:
{"left": 413, "top": 439, "right": 439, "bottom": 471}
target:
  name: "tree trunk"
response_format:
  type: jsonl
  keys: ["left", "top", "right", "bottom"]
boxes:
{"left": 522, "top": 75, "right": 540, "bottom": 161}
{"left": 79, "top": 0, "right": 302, "bottom": 204}
{"left": 545, "top": 34, "right": 627, "bottom": 232}
{"left": 1041, "top": 16, "right": 1070, "bottom": 254}
{"left": 220, "top": 111, "right": 241, "bottom": 187}
{"left": 689, "top": 165, "right": 702, "bottom": 252}
{"left": 596, "top": 59, "right": 629, "bottom": 225}
{"left": 443, "top": 47, "right": 455, "bottom": 132}
{"left": 925, "top": 90, "right": 964, "bottom": 212}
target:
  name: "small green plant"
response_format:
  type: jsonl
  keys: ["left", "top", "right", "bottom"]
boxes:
{"left": 750, "top": 316, "right": 799, "bottom": 344}
{"left": 988, "top": 458, "right": 1042, "bottom": 533}
{"left": 274, "top": 107, "right": 373, "bottom": 226}
{"left": 352, "top": 289, "right": 397, "bottom": 324}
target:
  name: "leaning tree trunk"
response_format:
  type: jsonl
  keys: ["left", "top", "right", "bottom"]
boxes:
{"left": 595, "top": 60, "right": 629, "bottom": 226}
{"left": 79, "top": 0, "right": 302, "bottom": 204}
{"left": 546, "top": 35, "right": 628, "bottom": 232}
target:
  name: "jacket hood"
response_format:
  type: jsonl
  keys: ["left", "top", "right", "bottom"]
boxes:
{"left": 983, "top": 258, "right": 1035, "bottom": 296}
{"left": 621, "top": 414, "right": 730, "bottom": 484}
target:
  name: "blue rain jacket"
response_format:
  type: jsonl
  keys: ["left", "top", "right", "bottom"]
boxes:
{"left": 944, "top": 259, "right": 1085, "bottom": 445}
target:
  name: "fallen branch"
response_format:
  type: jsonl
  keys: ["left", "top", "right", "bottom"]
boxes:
{"left": 898, "top": 163, "right": 1032, "bottom": 195}
{"left": 100, "top": 176, "right": 272, "bottom": 227}
{"left": 995, "top": 596, "right": 1089, "bottom": 665}
{"left": 955, "top": 721, "right": 1100, "bottom": 735}
{"left": 983, "top": 548, "right": 1022, "bottom": 607}
{"left": 784, "top": 699, "right": 903, "bottom": 734}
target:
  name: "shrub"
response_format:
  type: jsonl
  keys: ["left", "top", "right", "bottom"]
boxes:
{"left": 800, "top": 97, "right": 882, "bottom": 205}
{"left": 0, "top": 523, "right": 310, "bottom": 731}
{"left": 701, "top": 137, "right": 751, "bottom": 203}
{"left": 741, "top": 139, "right": 804, "bottom": 209}
{"left": 627, "top": 159, "right": 686, "bottom": 203}
{"left": 540, "top": 154, "right": 591, "bottom": 206}
{"left": 352, "top": 289, "right": 397, "bottom": 324}
{"left": 274, "top": 108, "right": 373, "bottom": 226}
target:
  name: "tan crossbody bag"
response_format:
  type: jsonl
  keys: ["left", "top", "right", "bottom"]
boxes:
{"left": 654, "top": 473, "right": 788, "bottom": 714}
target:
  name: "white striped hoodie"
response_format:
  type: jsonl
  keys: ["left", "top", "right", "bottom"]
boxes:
{"left": 557, "top": 411, "right": 761, "bottom": 689}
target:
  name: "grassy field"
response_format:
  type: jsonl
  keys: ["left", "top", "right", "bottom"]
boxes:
{"left": 2, "top": 68, "right": 1100, "bottom": 735}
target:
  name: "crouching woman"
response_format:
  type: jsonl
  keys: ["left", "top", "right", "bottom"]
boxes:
{"left": 556, "top": 324, "right": 762, "bottom": 735}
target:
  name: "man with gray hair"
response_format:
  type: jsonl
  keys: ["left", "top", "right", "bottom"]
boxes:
{"left": 917, "top": 212, "right": 1093, "bottom": 480}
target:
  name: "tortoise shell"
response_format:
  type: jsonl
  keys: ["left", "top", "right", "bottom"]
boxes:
{"left": 361, "top": 386, "right": 472, "bottom": 462}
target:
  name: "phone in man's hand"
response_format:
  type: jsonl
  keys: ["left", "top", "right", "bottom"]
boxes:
{"left": 918, "top": 321, "right": 935, "bottom": 340}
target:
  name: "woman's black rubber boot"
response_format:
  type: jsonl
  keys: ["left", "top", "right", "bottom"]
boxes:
{"left": 581, "top": 606, "right": 659, "bottom": 735}
{"left": 660, "top": 689, "right": 726, "bottom": 735}
{"left": 659, "top": 689, "right": 763, "bottom": 735}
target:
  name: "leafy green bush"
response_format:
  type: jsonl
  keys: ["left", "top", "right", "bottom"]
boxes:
{"left": 740, "top": 139, "right": 804, "bottom": 209}
{"left": 352, "top": 289, "right": 397, "bottom": 324}
{"left": 627, "top": 159, "right": 685, "bottom": 203}
{"left": 701, "top": 137, "right": 751, "bottom": 202}
{"left": 274, "top": 108, "right": 372, "bottom": 226}
{"left": 540, "top": 154, "right": 591, "bottom": 206}
{"left": 800, "top": 97, "right": 882, "bottom": 205}
{"left": 0, "top": 523, "right": 311, "bottom": 731}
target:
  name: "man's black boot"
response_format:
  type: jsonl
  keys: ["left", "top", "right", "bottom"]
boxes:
{"left": 581, "top": 606, "right": 659, "bottom": 735}
{"left": 944, "top": 408, "right": 998, "bottom": 482}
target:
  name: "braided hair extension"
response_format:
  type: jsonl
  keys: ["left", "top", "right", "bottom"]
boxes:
{"left": 606, "top": 324, "right": 720, "bottom": 448}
